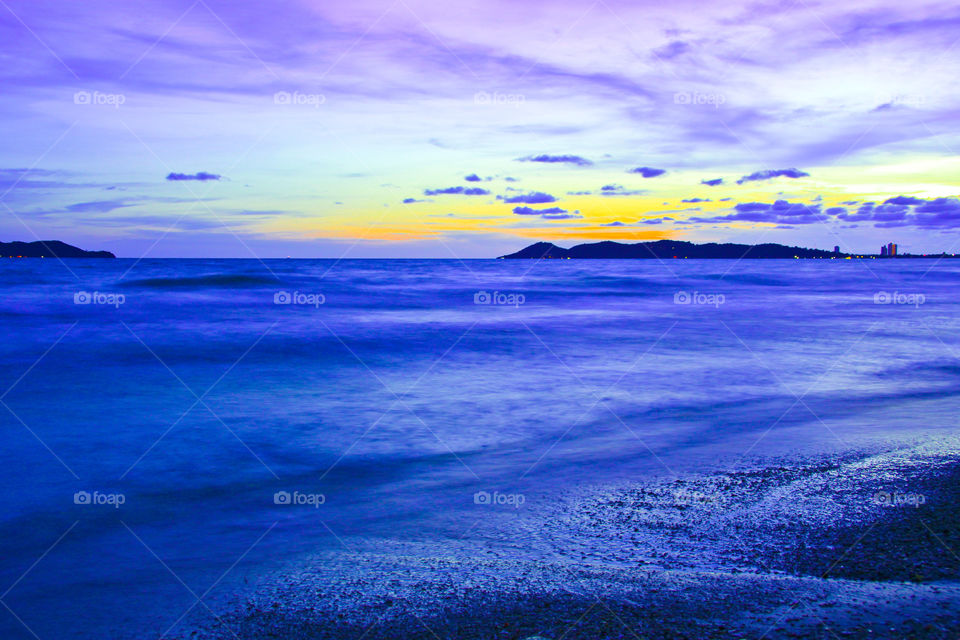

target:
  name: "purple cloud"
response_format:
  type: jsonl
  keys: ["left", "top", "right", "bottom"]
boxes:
{"left": 689, "top": 200, "right": 823, "bottom": 224}
{"left": 512, "top": 206, "right": 579, "bottom": 220}
{"left": 872, "top": 204, "right": 910, "bottom": 221}
{"left": 424, "top": 186, "right": 490, "bottom": 196}
{"left": 64, "top": 199, "right": 136, "bottom": 213}
{"left": 912, "top": 197, "right": 960, "bottom": 227}
{"left": 600, "top": 184, "right": 645, "bottom": 196}
{"left": 628, "top": 167, "right": 666, "bottom": 178}
{"left": 465, "top": 174, "right": 482, "bottom": 182}
{"left": 701, "top": 178, "right": 724, "bottom": 186}
{"left": 652, "top": 41, "right": 691, "bottom": 60}
{"left": 836, "top": 202, "right": 909, "bottom": 224}
{"left": 883, "top": 195, "right": 925, "bottom": 205}
{"left": 836, "top": 203, "right": 876, "bottom": 222}
{"left": 518, "top": 154, "right": 593, "bottom": 166}
{"left": 166, "top": 171, "right": 221, "bottom": 181}
{"left": 798, "top": 196, "right": 960, "bottom": 229}
{"left": 500, "top": 191, "right": 557, "bottom": 204}
{"left": 736, "top": 168, "right": 810, "bottom": 184}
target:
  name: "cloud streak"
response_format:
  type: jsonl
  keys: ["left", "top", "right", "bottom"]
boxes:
{"left": 424, "top": 186, "right": 490, "bottom": 196}
{"left": 628, "top": 167, "right": 666, "bottom": 178}
{"left": 512, "top": 206, "right": 581, "bottom": 220}
{"left": 600, "top": 184, "right": 645, "bottom": 196}
{"left": 736, "top": 169, "right": 810, "bottom": 184}
{"left": 499, "top": 191, "right": 557, "bottom": 204}
{"left": 517, "top": 154, "right": 593, "bottom": 167}
{"left": 166, "top": 172, "right": 221, "bottom": 182}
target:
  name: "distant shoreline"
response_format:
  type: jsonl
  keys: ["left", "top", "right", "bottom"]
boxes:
{"left": 499, "top": 240, "right": 959, "bottom": 260}
{"left": 3, "top": 238, "right": 957, "bottom": 260}
{"left": 1, "top": 240, "right": 115, "bottom": 258}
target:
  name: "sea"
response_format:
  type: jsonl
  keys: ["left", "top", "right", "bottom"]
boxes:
{"left": 1, "top": 257, "right": 958, "bottom": 638}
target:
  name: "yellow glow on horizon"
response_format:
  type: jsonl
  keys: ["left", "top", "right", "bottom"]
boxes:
{"left": 247, "top": 158, "right": 960, "bottom": 245}
{"left": 505, "top": 226, "right": 675, "bottom": 241}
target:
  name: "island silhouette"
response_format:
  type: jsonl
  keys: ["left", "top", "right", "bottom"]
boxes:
{"left": 1, "top": 240, "right": 115, "bottom": 258}
{"left": 501, "top": 240, "right": 848, "bottom": 259}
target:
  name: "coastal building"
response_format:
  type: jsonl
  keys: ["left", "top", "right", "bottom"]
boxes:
{"left": 888, "top": 243, "right": 898, "bottom": 256}
{"left": 881, "top": 245, "right": 887, "bottom": 256}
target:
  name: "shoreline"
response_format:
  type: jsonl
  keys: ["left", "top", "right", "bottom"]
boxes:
{"left": 184, "top": 440, "right": 960, "bottom": 639}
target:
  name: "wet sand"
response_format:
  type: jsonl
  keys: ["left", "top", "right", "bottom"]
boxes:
{"left": 184, "top": 440, "right": 960, "bottom": 639}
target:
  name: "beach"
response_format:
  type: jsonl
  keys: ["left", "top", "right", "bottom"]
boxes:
{"left": 188, "top": 439, "right": 960, "bottom": 639}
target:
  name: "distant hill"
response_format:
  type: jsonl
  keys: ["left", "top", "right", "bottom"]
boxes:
{"left": 499, "top": 240, "right": 842, "bottom": 259}
{"left": 0, "top": 240, "right": 115, "bottom": 258}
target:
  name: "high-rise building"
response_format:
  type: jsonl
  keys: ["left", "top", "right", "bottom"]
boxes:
{"left": 889, "top": 243, "right": 897, "bottom": 256}
{"left": 834, "top": 245, "right": 840, "bottom": 254}
{"left": 881, "top": 245, "right": 887, "bottom": 256}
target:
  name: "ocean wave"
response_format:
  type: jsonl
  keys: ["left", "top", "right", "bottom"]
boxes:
{"left": 118, "top": 273, "right": 280, "bottom": 289}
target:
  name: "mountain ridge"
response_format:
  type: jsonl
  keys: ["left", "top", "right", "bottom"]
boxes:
{"left": 1, "top": 240, "right": 116, "bottom": 258}
{"left": 499, "top": 240, "right": 843, "bottom": 259}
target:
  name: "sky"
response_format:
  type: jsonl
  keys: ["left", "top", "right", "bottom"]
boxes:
{"left": 1, "top": 0, "right": 959, "bottom": 258}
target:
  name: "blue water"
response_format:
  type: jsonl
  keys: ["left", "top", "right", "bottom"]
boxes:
{"left": 1, "top": 258, "right": 959, "bottom": 638}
